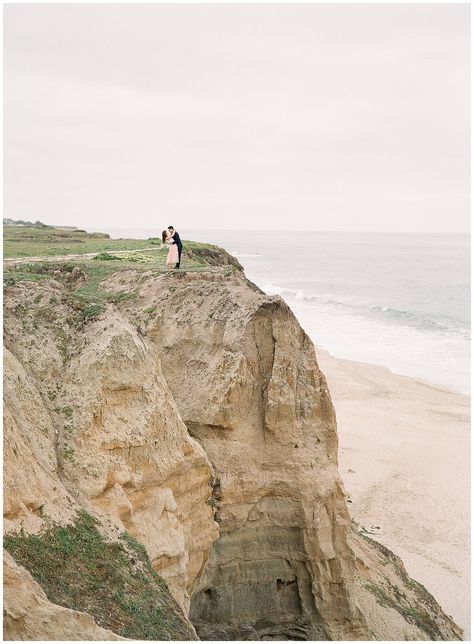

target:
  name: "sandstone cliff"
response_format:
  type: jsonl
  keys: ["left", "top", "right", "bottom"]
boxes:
{"left": 3, "top": 254, "right": 463, "bottom": 641}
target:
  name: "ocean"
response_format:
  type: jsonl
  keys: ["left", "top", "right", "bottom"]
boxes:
{"left": 91, "top": 228, "right": 471, "bottom": 396}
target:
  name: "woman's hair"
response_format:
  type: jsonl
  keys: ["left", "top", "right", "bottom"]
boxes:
{"left": 161, "top": 230, "right": 168, "bottom": 243}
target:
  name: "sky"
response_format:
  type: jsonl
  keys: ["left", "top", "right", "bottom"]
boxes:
{"left": 3, "top": 3, "right": 470, "bottom": 233}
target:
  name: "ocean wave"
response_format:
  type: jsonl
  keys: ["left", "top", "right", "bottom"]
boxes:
{"left": 263, "top": 282, "right": 471, "bottom": 339}
{"left": 366, "top": 303, "right": 469, "bottom": 335}
{"left": 264, "top": 283, "right": 369, "bottom": 308}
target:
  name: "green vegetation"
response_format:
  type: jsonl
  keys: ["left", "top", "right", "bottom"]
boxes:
{"left": 405, "top": 577, "right": 430, "bottom": 594}
{"left": 62, "top": 445, "right": 75, "bottom": 462}
{"left": 4, "top": 510, "right": 194, "bottom": 640}
{"left": 56, "top": 327, "right": 72, "bottom": 363}
{"left": 399, "top": 605, "right": 441, "bottom": 639}
{"left": 82, "top": 302, "right": 105, "bottom": 319}
{"left": 358, "top": 527, "right": 446, "bottom": 617}
{"left": 357, "top": 529, "right": 450, "bottom": 638}
{"left": 358, "top": 528, "right": 401, "bottom": 565}
{"left": 362, "top": 579, "right": 444, "bottom": 639}
{"left": 91, "top": 251, "right": 158, "bottom": 263}
{"left": 3, "top": 225, "right": 161, "bottom": 258}
{"left": 3, "top": 265, "right": 52, "bottom": 286}
{"left": 91, "top": 251, "right": 123, "bottom": 261}
{"left": 69, "top": 263, "right": 137, "bottom": 317}
{"left": 61, "top": 406, "right": 74, "bottom": 419}
{"left": 363, "top": 581, "right": 390, "bottom": 607}
{"left": 3, "top": 218, "right": 48, "bottom": 228}
{"left": 184, "top": 240, "right": 243, "bottom": 270}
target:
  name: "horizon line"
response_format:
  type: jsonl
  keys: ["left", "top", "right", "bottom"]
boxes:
{"left": 84, "top": 226, "right": 470, "bottom": 236}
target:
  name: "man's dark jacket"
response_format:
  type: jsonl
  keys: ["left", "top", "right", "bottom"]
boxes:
{"left": 171, "top": 231, "right": 182, "bottom": 250}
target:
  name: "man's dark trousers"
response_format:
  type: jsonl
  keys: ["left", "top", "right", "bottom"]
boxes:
{"left": 171, "top": 231, "right": 183, "bottom": 268}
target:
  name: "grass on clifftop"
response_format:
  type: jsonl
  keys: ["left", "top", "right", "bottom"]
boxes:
{"left": 3, "top": 225, "right": 242, "bottom": 319}
{"left": 3, "top": 224, "right": 242, "bottom": 269}
{"left": 3, "top": 510, "right": 195, "bottom": 640}
{"left": 3, "top": 225, "right": 159, "bottom": 258}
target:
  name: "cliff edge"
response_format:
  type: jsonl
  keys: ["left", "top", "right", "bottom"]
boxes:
{"left": 3, "top": 244, "right": 463, "bottom": 641}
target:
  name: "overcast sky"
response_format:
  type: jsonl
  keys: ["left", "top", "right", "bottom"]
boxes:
{"left": 4, "top": 3, "right": 470, "bottom": 233}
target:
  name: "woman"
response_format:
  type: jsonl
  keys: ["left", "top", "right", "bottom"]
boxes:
{"left": 161, "top": 229, "right": 179, "bottom": 268}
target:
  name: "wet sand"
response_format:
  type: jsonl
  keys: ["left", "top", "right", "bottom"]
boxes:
{"left": 316, "top": 348, "right": 471, "bottom": 639}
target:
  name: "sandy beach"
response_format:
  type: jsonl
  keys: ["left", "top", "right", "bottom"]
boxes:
{"left": 316, "top": 348, "right": 471, "bottom": 639}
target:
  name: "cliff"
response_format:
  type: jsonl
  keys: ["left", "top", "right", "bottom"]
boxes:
{"left": 3, "top": 248, "right": 463, "bottom": 641}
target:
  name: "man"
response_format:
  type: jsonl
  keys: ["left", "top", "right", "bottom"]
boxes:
{"left": 168, "top": 226, "right": 183, "bottom": 269}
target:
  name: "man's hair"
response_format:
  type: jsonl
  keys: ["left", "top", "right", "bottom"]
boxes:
{"left": 167, "top": 226, "right": 174, "bottom": 230}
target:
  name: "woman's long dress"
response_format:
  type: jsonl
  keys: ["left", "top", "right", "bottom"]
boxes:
{"left": 166, "top": 242, "right": 179, "bottom": 267}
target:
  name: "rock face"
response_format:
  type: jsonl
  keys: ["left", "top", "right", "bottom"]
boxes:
{"left": 3, "top": 278, "right": 216, "bottom": 639}
{"left": 56, "top": 308, "right": 218, "bottom": 612}
{"left": 3, "top": 261, "right": 463, "bottom": 641}
{"left": 140, "top": 273, "right": 366, "bottom": 640}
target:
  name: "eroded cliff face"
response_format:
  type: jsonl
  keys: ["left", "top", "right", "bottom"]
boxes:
{"left": 132, "top": 273, "right": 366, "bottom": 640}
{"left": 3, "top": 277, "right": 217, "bottom": 638}
{"left": 56, "top": 308, "right": 218, "bottom": 612}
{"left": 3, "top": 263, "right": 463, "bottom": 641}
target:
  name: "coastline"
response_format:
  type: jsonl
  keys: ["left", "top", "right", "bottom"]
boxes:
{"left": 315, "top": 347, "right": 471, "bottom": 638}
{"left": 6, "top": 227, "right": 469, "bottom": 634}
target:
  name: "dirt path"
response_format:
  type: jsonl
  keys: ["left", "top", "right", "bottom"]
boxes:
{"left": 3, "top": 247, "right": 159, "bottom": 266}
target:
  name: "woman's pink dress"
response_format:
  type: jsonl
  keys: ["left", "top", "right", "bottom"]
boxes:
{"left": 166, "top": 241, "right": 179, "bottom": 267}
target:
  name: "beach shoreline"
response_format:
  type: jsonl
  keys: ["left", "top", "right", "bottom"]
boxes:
{"left": 315, "top": 346, "right": 471, "bottom": 638}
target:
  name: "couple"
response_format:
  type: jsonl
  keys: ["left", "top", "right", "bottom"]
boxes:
{"left": 161, "top": 226, "right": 183, "bottom": 269}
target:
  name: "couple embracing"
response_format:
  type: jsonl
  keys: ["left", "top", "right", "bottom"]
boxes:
{"left": 161, "top": 226, "right": 183, "bottom": 269}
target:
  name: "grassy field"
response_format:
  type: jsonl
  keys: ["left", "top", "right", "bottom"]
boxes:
{"left": 3, "top": 225, "right": 163, "bottom": 258}
{"left": 3, "top": 225, "right": 241, "bottom": 269}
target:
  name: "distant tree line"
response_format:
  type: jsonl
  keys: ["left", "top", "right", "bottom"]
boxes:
{"left": 3, "top": 218, "right": 49, "bottom": 228}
